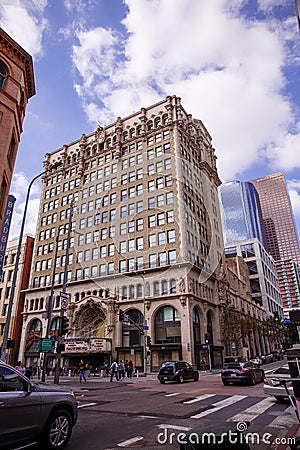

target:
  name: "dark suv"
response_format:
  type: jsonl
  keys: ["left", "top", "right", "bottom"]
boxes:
{"left": 157, "top": 361, "right": 199, "bottom": 384}
{"left": 0, "top": 360, "right": 78, "bottom": 449}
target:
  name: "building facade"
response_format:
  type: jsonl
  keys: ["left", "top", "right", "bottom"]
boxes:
{"left": 19, "top": 96, "right": 226, "bottom": 372}
{"left": 0, "top": 28, "right": 35, "bottom": 232}
{"left": 276, "top": 259, "right": 300, "bottom": 311}
{"left": 225, "top": 238, "right": 283, "bottom": 318}
{"left": 0, "top": 235, "right": 34, "bottom": 364}
{"left": 218, "top": 181, "right": 265, "bottom": 246}
{"left": 250, "top": 172, "right": 300, "bottom": 266}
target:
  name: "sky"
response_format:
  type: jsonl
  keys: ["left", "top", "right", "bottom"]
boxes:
{"left": 0, "top": 0, "right": 300, "bottom": 242}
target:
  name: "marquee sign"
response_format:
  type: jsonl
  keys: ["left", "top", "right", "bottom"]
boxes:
{"left": 62, "top": 338, "right": 112, "bottom": 353}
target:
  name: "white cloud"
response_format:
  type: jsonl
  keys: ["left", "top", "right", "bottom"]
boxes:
{"left": 8, "top": 173, "right": 42, "bottom": 240}
{"left": 0, "top": 0, "right": 47, "bottom": 57}
{"left": 71, "top": 0, "right": 300, "bottom": 180}
{"left": 257, "top": 0, "right": 290, "bottom": 11}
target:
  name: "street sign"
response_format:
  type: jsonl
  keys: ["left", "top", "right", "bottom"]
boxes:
{"left": 60, "top": 291, "right": 71, "bottom": 310}
{"left": 39, "top": 339, "right": 53, "bottom": 352}
{"left": 143, "top": 325, "right": 149, "bottom": 330}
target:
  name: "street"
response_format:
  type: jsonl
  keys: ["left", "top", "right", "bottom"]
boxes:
{"left": 53, "top": 366, "right": 299, "bottom": 450}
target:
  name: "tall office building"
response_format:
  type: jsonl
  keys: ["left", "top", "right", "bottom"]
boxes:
{"left": 0, "top": 28, "right": 35, "bottom": 232}
{"left": 19, "top": 96, "right": 227, "bottom": 371}
{"left": 250, "top": 172, "right": 300, "bottom": 266}
{"left": 218, "top": 180, "right": 265, "bottom": 246}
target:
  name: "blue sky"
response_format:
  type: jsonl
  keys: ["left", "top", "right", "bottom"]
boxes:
{"left": 0, "top": 0, "right": 300, "bottom": 241}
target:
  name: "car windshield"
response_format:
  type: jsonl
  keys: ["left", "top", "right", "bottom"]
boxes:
{"left": 161, "top": 362, "right": 174, "bottom": 367}
{"left": 273, "top": 365, "right": 290, "bottom": 375}
{"left": 225, "top": 363, "right": 242, "bottom": 369}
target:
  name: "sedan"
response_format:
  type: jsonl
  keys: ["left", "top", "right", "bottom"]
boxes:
{"left": 221, "top": 361, "right": 264, "bottom": 385}
{"left": 0, "top": 360, "right": 77, "bottom": 450}
{"left": 263, "top": 364, "right": 293, "bottom": 402}
{"left": 157, "top": 361, "right": 199, "bottom": 384}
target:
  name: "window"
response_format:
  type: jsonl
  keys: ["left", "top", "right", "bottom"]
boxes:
{"left": 156, "top": 177, "right": 164, "bottom": 189}
{"left": 128, "top": 239, "right": 135, "bottom": 252}
{"left": 108, "top": 262, "right": 114, "bottom": 274}
{"left": 156, "top": 161, "right": 163, "bottom": 173}
{"left": 149, "top": 254, "right": 156, "bottom": 268}
{"left": 168, "top": 250, "right": 177, "bottom": 264}
{"left": 166, "top": 192, "right": 173, "bottom": 205}
{"left": 168, "top": 230, "right": 176, "bottom": 243}
{"left": 157, "top": 213, "right": 165, "bottom": 225}
{"left": 157, "top": 194, "right": 164, "bottom": 207}
{"left": 158, "top": 232, "right": 166, "bottom": 245}
{"left": 136, "top": 201, "right": 143, "bottom": 213}
{"left": 120, "top": 223, "right": 127, "bottom": 235}
{"left": 128, "top": 203, "right": 135, "bottom": 215}
{"left": 170, "top": 279, "right": 176, "bottom": 293}
{"left": 136, "top": 237, "right": 143, "bottom": 250}
{"left": 120, "top": 241, "right": 126, "bottom": 254}
{"left": 136, "top": 256, "right": 144, "bottom": 269}
{"left": 148, "top": 180, "right": 155, "bottom": 192}
{"left": 0, "top": 62, "right": 8, "bottom": 88}
{"left": 164, "top": 158, "right": 172, "bottom": 170}
{"left": 120, "top": 206, "right": 127, "bottom": 218}
{"left": 148, "top": 164, "right": 154, "bottom": 176}
{"left": 121, "top": 189, "right": 127, "bottom": 201}
{"left": 149, "top": 234, "right": 156, "bottom": 247}
{"left": 136, "top": 218, "right": 143, "bottom": 231}
{"left": 128, "top": 221, "right": 134, "bottom": 233}
{"left": 154, "top": 281, "right": 160, "bottom": 295}
{"left": 100, "top": 246, "right": 107, "bottom": 258}
{"left": 119, "top": 260, "right": 126, "bottom": 273}
{"left": 148, "top": 197, "right": 155, "bottom": 209}
{"left": 162, "top": 280, "right": 168, "bottom": 294}
{"left": 158, "top": 252, "right": 167, "bottom": 266}
{"left": 136, "top": 184, "right": 143, "bottom": 196}
{"left": 167, "top": 210, "right": 174, "bottom": 223}
{"left": 148, "top": 215, "right": 155, "bottom": 228}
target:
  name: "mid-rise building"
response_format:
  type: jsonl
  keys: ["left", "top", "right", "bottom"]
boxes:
{"left": 0, "top": 28, "right": 35, "bottom": 232}
{"left": 225, "top": 238, "right": 283, "bottom": 318}
{"left": 0, "top": 235, "right": 34, "bottom": 364}
{"left": 19, "top": 96, "right": 226, "bottom": 372}
{"left": 250, "top": 172, "right": 300, "bottom": 266}
{"left": 276, "top": 259, "right": 300, "bottom": 310}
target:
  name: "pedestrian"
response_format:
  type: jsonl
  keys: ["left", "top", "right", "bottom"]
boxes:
{"left": 128, "top": 360, "right": 134, "bottom": 378}
{"left": 110, "top": 360, "right": 119, "bottom": 382}
{"left": 15, "top": 361, "right": 25, "bottom": 374}
{"left": 25, "top": 366, "right": 32, "bottom": 379}
{"left": 118, "top": 360, "right": 125, "bottom": 380}
{"left": 125, "top": 360, "right": 129, "bottom": 378}
{"left": 79, "top": 359, "right": 86, "bottom": 383}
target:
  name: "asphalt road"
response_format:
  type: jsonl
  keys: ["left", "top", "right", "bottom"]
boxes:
{"left": 54, "top": 365, "right": 299, "bottom": 450}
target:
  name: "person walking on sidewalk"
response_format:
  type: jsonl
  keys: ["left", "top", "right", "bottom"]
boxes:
{"left": 79, "top": 359, "right": 86, "bottom": 383}
{"left": 118, "top": 360, "right": 125, "bottom": 380}
{"left": 110, "top": 360, "right": 119, "bottom": 382}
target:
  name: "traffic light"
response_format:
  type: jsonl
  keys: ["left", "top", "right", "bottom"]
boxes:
{"left": 60, "top": 316, "right": 69, "bottom": 336}
{"left": 119, "top": 309, "right": 124, "bottom": 321}
{"left": 7, "top": 338, "right": 15, "bottom": 349}
{"left": 274, "top": 311, "right": 280, "bottom": 323}
{"left": 146, "top": 336, "right": 151, "bottom": 347}
{"left": 205, "top": 333, "right": 209, "bottom": 344}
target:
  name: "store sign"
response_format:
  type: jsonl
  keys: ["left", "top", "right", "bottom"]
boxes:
{"left": 63, "top": 338, "right": 111, "bottom": 353}
{"left": 0, "top": 195, "right": 16, "bottom": 281}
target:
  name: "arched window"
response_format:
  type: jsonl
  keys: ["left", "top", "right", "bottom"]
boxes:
{"left": 155, "top": 306, "right": 181, "bottom": 344}
{"left": 122, "top": 309, "right": 143, "bottom": 347}
{"left": 192, "top": 308, "right": 201, "bottom": 343}
{"left": 0, "top": 61, "right": 7, "bottom": 88}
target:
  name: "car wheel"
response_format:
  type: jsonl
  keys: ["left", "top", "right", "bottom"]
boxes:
{"left": 222, "top": 380, "right": 229, "bottom": 386}
{"left": 193, "top": 373, "right": 199, "bottom": 381}
{"left": 159, "top": 379, "right": 165, "bottom": 384}
{"left": 42, "top": 409, "right": 72, "bottom": 450}
{"left": 177, "top": 374, "right": 184, "bottom": 384}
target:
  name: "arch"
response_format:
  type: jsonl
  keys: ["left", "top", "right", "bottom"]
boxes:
{"left": 73, "top": 299, "right": 106, "bottom": 338}
{"left": 121, "top": 308, "right": 143, "bottom": 347}
{"left": 0, "top": 60, "right": 8, "bottom": 88}
{"left": 25, "top": 318, "right": 43, "bottom": 352}
{"left": 154, "top": 305, "right": 181, "bottom": 344}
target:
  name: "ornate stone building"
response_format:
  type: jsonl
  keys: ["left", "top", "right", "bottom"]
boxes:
{"left": 0, "top": 28, "right": 35, "bottom": 231}
{"left": 19, "top": 96, "right": 226, "bottom": 371}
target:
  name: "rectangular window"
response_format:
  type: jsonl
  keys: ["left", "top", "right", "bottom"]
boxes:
{"left": 136, "top": 237, "right": 143, "bottom": 250}
{"left": 136, "top": 256, "right": 144, "bottom": 270}
{"left": 149, "top": 234, "right": 156, "bottom": 247}
{"left": 128, "top": 239, "right": 135, "bottom": 252}
{"left": 148, "top": 180, "right": 155, "bottom": 192}
{"left": 120, "top": 241, "right": 126, "bottom": 254}
{"left": 128, "top": 221, "right": 134, "bottom": 233}
{"left": 158, "top": 232, "right": 166, "bottom": 245}
{"left": 167, "top": 210, "right": 174, "bottom": 223}
{"left": 136, "top": 218, "right": 143, "bottom": 231}
{"left": 164, "top": 158, "right": 172, "bottom": 170}
{"left": 100, "top": 246, "right": 107, "bottom": 258}
{"left": 148, "top": 197, "right": 155, "bottom": 209}
{"left": 128, "top": 203, "right": 135, "bottom": 215}
{"left": 120, "top": 206, "right": 127, "bottom": 218}
{"left": 119, "top": 260, "right": 126, "bottom": 273}
{"left": 158, "top": 252, "right": 167, "bottom": 266}
{"left": 148, "top": 215, "right": 155, "bottom": 227}
{"left": 157, "top": 213, "right": 165, "bottom": 225}
{"left": 136, "top": 184, "right": 143, "bottom": 196}
{"left": 120, "top": 223, "right": 127, "bottom": 235}
{"left": 168, "top": 229, "right": 176, "bottom": 243}
{"left": 136, "top": 200, "right": 143, "bottom": 213}
{"left": 168, "top": 250, "right": 176, "bottom": 264}
{"left": 109, "top": 226, "right": 115, "bottom": 238}
{"left": 148, "top": 164, "right": 154, "bottom": 176}
{"left": 157, "top": 194, "right": 164, "bottom": 207}
{"left": 156, "top": 161, "right": 163, "bottom": 173}
{"left": 149, "top": 254, "right": 156, "bottom": 268}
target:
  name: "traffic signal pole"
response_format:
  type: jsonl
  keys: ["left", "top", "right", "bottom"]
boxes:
{"left": 54, "top": 203, "right": 73, "bottom": 384}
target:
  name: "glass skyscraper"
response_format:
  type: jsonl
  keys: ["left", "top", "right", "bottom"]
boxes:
{"left": 218, "top": 181, "right": 265, "bottom": 246}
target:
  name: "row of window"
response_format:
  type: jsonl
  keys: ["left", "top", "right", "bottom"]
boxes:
{"left": 32, "top": 250, "right": 177, "bottom": 288}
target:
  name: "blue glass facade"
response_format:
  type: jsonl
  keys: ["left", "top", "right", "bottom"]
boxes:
{"left": 218, "top": 181, "right": 265, "bottom": 246}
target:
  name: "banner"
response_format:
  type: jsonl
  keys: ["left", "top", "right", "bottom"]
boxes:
{"left": 0, "top": 195, "right": 16, "bottom": 281}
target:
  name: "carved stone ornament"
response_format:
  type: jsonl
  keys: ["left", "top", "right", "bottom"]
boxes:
{"left": 95, "top": 126, "right": 106, "bottom": 143}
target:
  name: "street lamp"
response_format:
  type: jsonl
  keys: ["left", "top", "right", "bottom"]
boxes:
{"left": 0, "top": 162, "right": 62, "bottom": 362}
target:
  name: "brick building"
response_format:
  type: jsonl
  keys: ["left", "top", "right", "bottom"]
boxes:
{"left": 0, "top": 28, "right": 35, "bottom": 232}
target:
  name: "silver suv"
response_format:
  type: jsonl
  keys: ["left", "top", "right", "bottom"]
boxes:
{"left": 0, "top": 360, "right": 78, "bottom": 449}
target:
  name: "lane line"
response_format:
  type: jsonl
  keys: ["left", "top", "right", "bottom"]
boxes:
{"left": 191, "top": 395, "right": 247, "bottom": 419}
{"left": 165, "top": 392, "right": 180, "bottom": 397}
{"left": 77, "top": 402, "right": 97, "bottom": 409}
{"left": 184, "top": 393, "right": 215, "bottom": 404}
{"left": 117, "top": 436, "right": 144, "bottom": 447}
{"left": 157, "top": 424, "right": 192, "bottom": 431}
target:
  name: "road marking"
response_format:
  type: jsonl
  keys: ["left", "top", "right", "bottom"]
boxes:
{"left": 184, "top": 393, "right": 215, "bottom": 404}
{"left": 228, "top": 397, "right": 277, "bottom": 423}
{"left": 191, "top": 395, "right": 247, "bottom": 419}
{"left": 165, "top": 392, "right": 180, "bottom": 397}
{"left": 157, "top": 424, "right": 192, "bottom": 431}
{"left": 117, "top": 436, "right": 144, "bottom": 447}
{"left": 78, "top": 402, "right": 97, "bottom": 409}
{"left": 138, "top": 415, "right": 160, "bottom": 419}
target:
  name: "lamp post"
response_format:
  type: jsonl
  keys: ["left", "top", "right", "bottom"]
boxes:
{"left": 1, "top": 163, "right": 61, "bottom": 362}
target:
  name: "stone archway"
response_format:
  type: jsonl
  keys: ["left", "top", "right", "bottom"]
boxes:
{"left": 73, "top": 299, "right": 107, "bottom": 338}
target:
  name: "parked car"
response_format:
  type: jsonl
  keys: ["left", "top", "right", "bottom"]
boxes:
{"left": 271, "top": 350, "right": 284, "bottom": 361}
{"left": 0, "top": 360, "right": 78, "bottom": 449}
{"left": 221, "top": 361, "right": 264, "bottom": 385}
{"left": 223, "top": 356, "right": 246, "bottom": 366}
{"left": 263, "top": 363, "right": 293, "bottom": 402}
{"left": 157, "top": 361, "right": 199, "bottom": 384}
{"left": 250, "top": 357, "right": 262, "bottom": 366}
